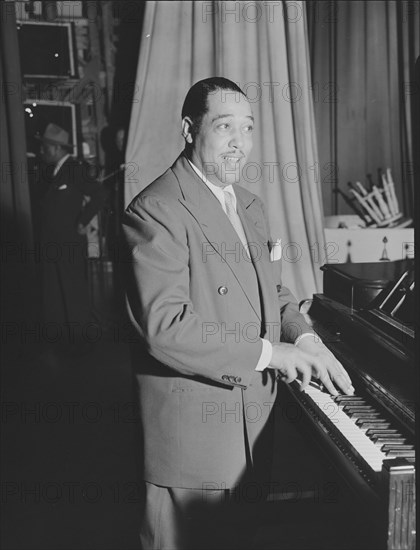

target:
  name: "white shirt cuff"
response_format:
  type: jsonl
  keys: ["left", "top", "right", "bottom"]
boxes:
{"left": 255, "top": 338, "right": 273, "bottom": 371}
{"left": 294, "top": 332, "right": 322, "bottom": 346}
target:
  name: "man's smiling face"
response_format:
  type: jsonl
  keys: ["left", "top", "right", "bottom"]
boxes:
{"left": 188, "top": 89, "right": 254, "bottom": 187}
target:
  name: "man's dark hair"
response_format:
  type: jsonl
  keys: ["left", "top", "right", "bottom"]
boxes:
{"left": 181, "top": 77, "right": 246, "bottom": 136}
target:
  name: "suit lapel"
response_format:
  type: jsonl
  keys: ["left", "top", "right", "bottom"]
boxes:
{"left": 236, "top": 190, "right": 282, "bottom": 339}
{"left": 51, "top": 157, "right": 71, "bottom": 190}
{"left": 173, "top": 155, "right": 262, "bottom": 320}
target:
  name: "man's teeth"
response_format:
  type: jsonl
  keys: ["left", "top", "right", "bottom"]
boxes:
{"left": 223, "top": 156, "right": 240, "bottom": 163}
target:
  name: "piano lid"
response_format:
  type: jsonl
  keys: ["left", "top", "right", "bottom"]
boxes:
{"left": 321, "top": 259, "right": 414, "bottom": 286}
{"left": 321, "top": 259, "right": 414, "bottom": 310}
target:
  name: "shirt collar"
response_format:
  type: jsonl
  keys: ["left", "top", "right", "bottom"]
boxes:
{"left": 53, "top": 154, "right": 71, "bottom": 177}
{"left": 186, "top": 158, "right": 237, "bottom": 212}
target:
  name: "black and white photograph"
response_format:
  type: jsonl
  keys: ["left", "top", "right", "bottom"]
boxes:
{"left": 1, "top": 1, "right": 418, "bottom": 549}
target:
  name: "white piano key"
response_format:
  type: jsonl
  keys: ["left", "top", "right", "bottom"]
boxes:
{"left": 303, "top": 385, "right": 388, "bottom": 472}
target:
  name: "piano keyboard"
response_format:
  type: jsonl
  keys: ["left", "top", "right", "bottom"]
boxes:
{"left": 297, "top": 285, "right": 416, "bottom": 550}
{"left": 302, "top": 384, "right": 415, "bottom": 474}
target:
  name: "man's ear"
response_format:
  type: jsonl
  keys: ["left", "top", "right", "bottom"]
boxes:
{"left": 181, "top": 117, "right": 194, "bottom": 144}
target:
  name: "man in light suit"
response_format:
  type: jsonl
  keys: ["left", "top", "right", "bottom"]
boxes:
{"left": 123, "top": 78, "right": 354, "bottom": 550}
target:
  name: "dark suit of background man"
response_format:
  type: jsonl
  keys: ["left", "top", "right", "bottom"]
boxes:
{"left": 123, "top": 78, "right": 354, "bottom": 550}
{"left": 36, "top": 123, "right": 107, "bottom": 355}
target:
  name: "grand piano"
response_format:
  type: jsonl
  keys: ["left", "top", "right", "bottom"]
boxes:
{"left": 287, "top": 259, "right": 416, "bottom": 550}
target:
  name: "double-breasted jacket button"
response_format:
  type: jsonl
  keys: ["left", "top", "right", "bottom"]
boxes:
{"left": 218, "top": 286, "right": 228, "bottom": 295}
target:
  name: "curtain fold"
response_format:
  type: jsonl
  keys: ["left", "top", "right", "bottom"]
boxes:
{"left": 308, "top": 0, "right": 419, "bottom": 218}
{"left": 0, "top": 1, "right": 33, "bottom": 248}
{"left": 125, "top": 0, "right": 325, "bottom": 299}
{"left": 1, "top": 1, "right": 35, "bottom": 333}
{"left": 283, "top": 4, "right": 325, "bottom": 292}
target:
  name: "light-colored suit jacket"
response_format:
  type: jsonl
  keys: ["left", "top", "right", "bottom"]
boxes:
{"left": 123, "top": 153, "right": 312, "bottom": 489}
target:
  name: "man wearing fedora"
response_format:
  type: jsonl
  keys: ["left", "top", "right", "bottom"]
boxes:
{"left": 36, "top": 123, "right": 107, "bottom": 356}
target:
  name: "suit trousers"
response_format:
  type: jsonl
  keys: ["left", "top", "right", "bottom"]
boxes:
{"left": 139, "top": 481, "right": 270, "bottom": 550}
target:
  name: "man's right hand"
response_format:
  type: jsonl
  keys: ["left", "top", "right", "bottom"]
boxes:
{"left": 77, "top": 223, "right": 88, "bottom": 235}
{"left": 268, "top": 342, "right": 353, "bottom": 396}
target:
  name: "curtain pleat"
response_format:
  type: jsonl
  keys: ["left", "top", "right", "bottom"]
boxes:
{"left": 0, "top": 1, "right": 33, "bottom": 248}
{"left": 0, "top": 1, "right": 35, "bottom": 335}
{"left": 309, "top": 0, "right": 419, "bottom": 218}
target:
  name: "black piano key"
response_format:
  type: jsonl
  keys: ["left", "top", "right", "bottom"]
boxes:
{"left": 344, "top": 410, "right": 375, "bottom": 417}
{"left": 365, "top": 428, "right": 398, "bottom": 436}
{"left": 335, "top": 396, "right": 365, "bottom": 403}
{"left": 385, "top": 449, "right": 415, "bottom": 458}
{"left": 371, "top": 432, "right": 402, "bottom": 438}
{"left": 344, "top": 409, "right": 377, "bottom": 416}
{"left": 337, "top": 398, "right": 367, "bottom": 404}
{"left": 381, "top": 444, "right": 414, "bottom": 452}
{"left": 342, "top": 405, "right": 374, "bottom": 412}
{"left": 370, "top": 432, "right": 402, "bottom": 440}
{"left": 356, "top": 419, "right": 390, "bottom": 428}
{"left": 341, "top": 404, "right": 371, "bottom": 411}
{"left": 382, "top": 447, "right": 414, "bottom": 454}
{"left": 349, "top": 412, "right": 381, "bottom": 419}
{"left": 373, "top": 436, "right": 405, "bottom": 444}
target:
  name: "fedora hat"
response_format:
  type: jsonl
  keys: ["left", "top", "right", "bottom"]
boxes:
{"left": 36, "top": 123, "right": 74, "bottom": 150}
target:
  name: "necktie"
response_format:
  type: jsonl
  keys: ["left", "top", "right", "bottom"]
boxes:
{"left": 223, "top": 189, "right": 249, "bottom": 256}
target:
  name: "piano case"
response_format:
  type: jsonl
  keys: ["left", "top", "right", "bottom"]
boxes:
{"left": 320, "top": 259, "right": 414, "bottom": 310}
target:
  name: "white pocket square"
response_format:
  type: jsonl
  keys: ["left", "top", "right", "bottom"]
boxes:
{"left": 269, "top": 238, "right": 282, "bottom": 261}
{"left": 57, "top": 184, "right": 67, "bottom": 190}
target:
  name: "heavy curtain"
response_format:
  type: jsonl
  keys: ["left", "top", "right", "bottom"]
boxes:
{"left": 0, "top": 1, "right": 35, "bottom": 335}
{"left": 0, "top": 2, "right": 33, "bottom": 246}
{"left": 308, "top": 0, "right": 419, "bottom": 217}
{"left": 125, "top": 0, "right": 325, "bottom": 299}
